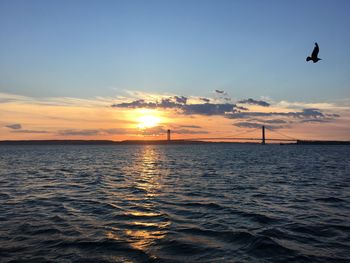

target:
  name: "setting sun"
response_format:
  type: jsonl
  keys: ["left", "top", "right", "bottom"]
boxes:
{"left": 138, "top": 115, "right": 160, "bottom": 129}
{"left": 137, "top": 110, "right": 162, "bottom": 129}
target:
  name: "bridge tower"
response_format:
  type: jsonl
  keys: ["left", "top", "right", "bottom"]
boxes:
{"left": 167, "top": 129, "right": 171, "bottom": 141}
{"left": 262, "top": 125, "right": 266, "bottom": 145}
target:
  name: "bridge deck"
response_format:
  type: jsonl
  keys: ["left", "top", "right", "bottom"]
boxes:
{"left": 183, "top": 137, "right": 296, "bottom": 142}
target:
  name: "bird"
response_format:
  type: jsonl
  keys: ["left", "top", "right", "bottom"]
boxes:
{"left": 306, "top": 42, "right": 322, "bottom": 63}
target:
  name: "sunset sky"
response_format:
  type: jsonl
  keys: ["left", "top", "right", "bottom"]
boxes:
{"left": 1, "top": 0, "right": 350, "bottom": 141}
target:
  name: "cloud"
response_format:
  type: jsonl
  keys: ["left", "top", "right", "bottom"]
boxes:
{"left": 182, "top": 103, "right": 238, "bottom": 115}
{"left": 300, "top": 119, "right": 330, "bottom": 123}
{"left": 232, "top": 118, "right": 289, "bottom": 130}
{"left": 261, "top": 119, "right": 287, "bottom": 124}
{"left": 57, "top": 128, "right": 129, "bottom": 136}
{"left": 200, "top": 98, "right": 210, "bottom": 103}
{"left": 0, "top": 92, "right": 112, "bottom": 108}
{"left": 0, "top": 98, "right": 16, "bottom": 104}
{"left": 229, "top": 108, "right": 339, "bottom": 130}
{"left": 0, "top": 93, "right": 31, "bottom": 104}
{"left": 103, "top": 128, "right": 130, "bottom": 134}
{"left": 112, "top": 97, "right": 182, "bottom": 109}
{"left": 174, "top": 129, "right": 209, "bottom": 134}
{"left": 275, "top": 100, "right": 338, "bottom": 111}
{"left": 238, "top": 98, "right": 270, "bottom": 107}
{"left": 2, "top": 91, "right": 347, "bottom": 140}
{"left": 178, "top": 125, "right": 202, "bottom": 129}
{"left": 298, "top": 108, "right": 324, "bottom": 118}
{"left": 112, "top": 96, "right": 240, "bottom": 116}
{"left": 5, "top": 124, "right": 22, "bottom": 130}
{"left": 233, "top": 122, "right": 266, "bottom": 129}
{"left": 326, "top": 113, "right": 340, "bottom": 118}
{"left": 227, "top": 108, "right": 329, "bottom": 119}
{"left": 111, "top": 93, "right": 341, "bottom": 132}
{"left": 215, "top": 90, "right": 225, "bottom": 94}
{"left": 174, "top": 96, "right": 188, "bottom": 104}
{"left": 112, "top": 99, "right": 156, "bottom": 109}
{"left": 5, "top": 123, "right": 50, "bottom": 133}
{"left": 233, "top": 122, "right": 285, "bottom": 130}
{"left": 11, "top": 130, "right": 50, "bottom": 134}
{"left": 141, "top": 126, "right": 208, "bottom": 136}
{"left": 58, "top": 129, "right": 101, "bottom": 136}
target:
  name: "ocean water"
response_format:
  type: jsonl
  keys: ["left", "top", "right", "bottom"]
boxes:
{"left": 0, "top": 144, "right": 349, "bottom": 263}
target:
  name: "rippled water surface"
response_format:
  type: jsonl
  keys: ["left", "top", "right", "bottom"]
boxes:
{"left": 1, "top": 144, "right": 350, "bottom": 262}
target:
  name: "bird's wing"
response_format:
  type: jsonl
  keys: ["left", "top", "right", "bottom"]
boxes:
{"left": 311, "top": 43, "right": 319, "bottom": 58}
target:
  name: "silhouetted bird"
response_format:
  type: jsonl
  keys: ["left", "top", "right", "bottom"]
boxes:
{"left": 306, "top": 42, "right": 321, "bottom": 63}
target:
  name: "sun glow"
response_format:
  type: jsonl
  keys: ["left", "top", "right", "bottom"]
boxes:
{"left": 137, "top": 110, "right": 161, "bottom": 129}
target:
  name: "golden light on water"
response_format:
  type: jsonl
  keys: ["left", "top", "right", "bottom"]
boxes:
{"left": 106, "top": 146, "right": 170, "bottom": 254}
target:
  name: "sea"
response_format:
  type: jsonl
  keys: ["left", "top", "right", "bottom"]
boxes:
{"left": 0, "top": 144, "right": 349, "bottom": 263}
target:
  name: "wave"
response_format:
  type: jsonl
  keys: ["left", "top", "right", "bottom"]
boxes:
{"left": 1, "top": 144, "right": 350, "bottom": 262}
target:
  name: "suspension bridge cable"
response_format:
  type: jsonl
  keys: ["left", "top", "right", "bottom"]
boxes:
{"left": 180, "top": 127, "right": 262, "bottom": 141}
{"left": 229, "top": 127, "right": 261, "bottom": 138}
{"left": 264, "top": 127, "right": 297, "bottom": 140}
{"left": 178, "top": 126, "right": 297, "bottom": 141}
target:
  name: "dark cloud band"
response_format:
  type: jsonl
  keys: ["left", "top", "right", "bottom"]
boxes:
{"left": 238, "top": 98, "right": 270, "bottom": 107}
{"left": 5, "top": 124, "right": 22, "bottom": 130}
{"left": 112, "top": 96, "right": 241, "bottom": 116}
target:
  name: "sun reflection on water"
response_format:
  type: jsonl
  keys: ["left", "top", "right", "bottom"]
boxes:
{"left": 106, "top": 146, "right": 169, "bottom": 255}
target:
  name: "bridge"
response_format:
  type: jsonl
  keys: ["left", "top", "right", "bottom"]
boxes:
{"left": 167, "top": 126, "right": 298, "bottom": 144}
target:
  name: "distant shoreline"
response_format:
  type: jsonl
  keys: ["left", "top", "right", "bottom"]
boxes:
{"left": 0, "top": 140, "right": 252, "bottom": 145}
{"left": 0, "top": 140, "right": 350, "bottom": 145}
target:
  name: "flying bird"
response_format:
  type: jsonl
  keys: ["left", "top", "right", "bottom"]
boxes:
{"left": 306, "top": 42, "right": 321, "bottom": 63}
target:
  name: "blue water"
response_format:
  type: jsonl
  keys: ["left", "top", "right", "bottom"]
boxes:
{"left": 0, "top": 144, "right": 349, "bottom": 262}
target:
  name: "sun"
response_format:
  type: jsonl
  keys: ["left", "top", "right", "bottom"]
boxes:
{"left": 138, "top": 115, "right": 160, "bottom": 129}
{"left": 137, "top": 111, "right": 161, "bottom": 129}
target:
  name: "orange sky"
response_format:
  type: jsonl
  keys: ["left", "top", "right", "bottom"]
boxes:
{"left": 1, "top": 92, "right": 350, "bottom": 142}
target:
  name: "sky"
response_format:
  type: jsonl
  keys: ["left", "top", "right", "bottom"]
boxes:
{"left": 1, "top": 0, "right": 350, "bottom": 141}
